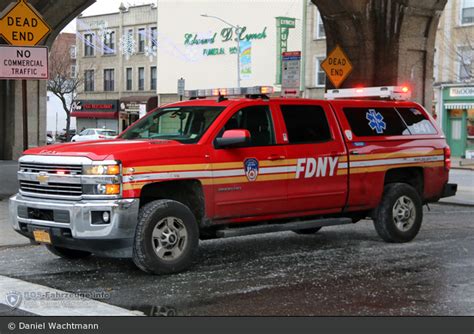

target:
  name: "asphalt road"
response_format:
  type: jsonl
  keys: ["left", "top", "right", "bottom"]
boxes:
{"left": 0, "top": 203, "right": 472, "bottom": 316}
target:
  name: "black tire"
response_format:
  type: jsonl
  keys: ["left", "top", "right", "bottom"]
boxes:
{"left": 373, "top": 183, "right": 423, "bottom": 243}
{"left": 293, "top": 227, "right": 322, "bottom": 235}
{"left": 46, "top": 245, "right": 91, "bottom": 259}
{"left": 132, "top": 200, "right": 199, "bottom": 275}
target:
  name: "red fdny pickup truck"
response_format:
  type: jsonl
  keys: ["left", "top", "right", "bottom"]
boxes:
{"left": 10, "top": 86, "right": 457, "bottom": 274}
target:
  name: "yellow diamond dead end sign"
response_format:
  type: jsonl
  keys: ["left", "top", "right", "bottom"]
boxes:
{"left": 0, "top": 0, "right": 51, "bottom": 46}
{"left": 321, "top": 45, "right": 353, "bottom": 89}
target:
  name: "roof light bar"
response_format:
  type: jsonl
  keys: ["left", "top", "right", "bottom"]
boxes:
{"left": 325, "top": 86, "right": 411, "bottom": 101}
{"left": 185, "top": 86, "right": 274, "bottom": 99}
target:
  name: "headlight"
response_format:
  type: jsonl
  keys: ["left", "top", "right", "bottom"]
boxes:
{"left": 83, "top": 164, "right": 121, "bottom": 175}
{"left": 83, "top": 184, "right": 121, "bottom": 195}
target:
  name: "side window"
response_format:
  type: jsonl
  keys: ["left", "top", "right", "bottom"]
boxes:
{"left": 219, "top": 106, "right": 275, "bottom": 147}
{"left": 397, "top": 108, "right": 437, "bottom": 135}
{"left": 343, "top": 107, "right": 408, "bottom": 137}
{"left": 280, "top": 105, "right": 332, "bottom": 144}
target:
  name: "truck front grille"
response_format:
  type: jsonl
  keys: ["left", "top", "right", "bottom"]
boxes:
{"left": 20, "top": 180, "right": 83, "bottom": 197}
{"left": 19, "top": 162, "right": 82, "bottom": 175}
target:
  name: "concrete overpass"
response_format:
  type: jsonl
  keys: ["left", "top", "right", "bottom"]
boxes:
{"left": 312, "top": 0, "right": 448, "bottom": 107}
{"left": 0, "top": 0, "right": 94, "bottom": 160}
{"left": 0, "top": 0, "right": 448, "bottom": 160}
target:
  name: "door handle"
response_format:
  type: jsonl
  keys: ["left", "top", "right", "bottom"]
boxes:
{"left": 267, "top": 155, "right": 286, "bottom": 161}
{"left": 350, "top": 151, "right": 360, "bottom": 155}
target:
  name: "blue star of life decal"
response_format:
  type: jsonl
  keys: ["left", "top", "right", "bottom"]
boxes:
{"left": 366, "top": 109, "right": 386, "bottom": 134}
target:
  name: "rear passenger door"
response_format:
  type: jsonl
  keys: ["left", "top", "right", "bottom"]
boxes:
{"left": 277, "top": 102, "right": 348, "bottom": 215}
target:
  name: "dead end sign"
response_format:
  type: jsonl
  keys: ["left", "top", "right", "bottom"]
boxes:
{"left": 321, "top": 45, "right": 353, "bottom": 89}
{"left": 0, "top": 0, "right": 52, "bottom": 46}
{"left": 0, "top": 45, "right": 48, "bottom": 80}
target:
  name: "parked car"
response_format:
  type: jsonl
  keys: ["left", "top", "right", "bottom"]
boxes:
{"left": 71, "top": 128, "right": 117, "bottom": 142}
{"left": 56, "top": 129, "right": 77, "bottom": 143}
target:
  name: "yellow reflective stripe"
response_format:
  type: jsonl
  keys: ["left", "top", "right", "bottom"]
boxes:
{"left": 127, "top": 159, "right": 301, "bottom": 175}
{"left": 349, "top": 161, "right": 444, "bottom": 174}
{"left": 350, "top": 150, "right": 444, "bottom": 161}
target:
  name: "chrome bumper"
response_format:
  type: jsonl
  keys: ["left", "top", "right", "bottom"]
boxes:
{"left": 9, "top": 194, "right": 139, "bottom": 240}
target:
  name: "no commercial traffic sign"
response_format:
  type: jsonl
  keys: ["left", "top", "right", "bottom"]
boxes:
{"left": 0, "top": 45, "right": 48, "bottom": 80}
{"left": 0, "top": 0, "right": 52, "bottom": 46}
{"left": 321, "top": 45, "right": 353, "bottom": 89}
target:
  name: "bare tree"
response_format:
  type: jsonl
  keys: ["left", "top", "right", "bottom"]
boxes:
{"left": 47, "top": 37, "right": 82, "bottom": 142}
{"left": 435, "top": 29, "right": 474, "bottom": 83}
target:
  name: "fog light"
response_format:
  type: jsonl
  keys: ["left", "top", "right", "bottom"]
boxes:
{"left": 102, "top": 211, "right": 110, "bottom": 223}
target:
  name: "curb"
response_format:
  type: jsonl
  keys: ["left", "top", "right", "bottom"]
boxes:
{"left": 437, "top": 200, "right": 474, "bottom": 207}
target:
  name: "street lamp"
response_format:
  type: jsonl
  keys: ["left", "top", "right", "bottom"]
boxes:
{"left": 201, "top": 14, "right": 241, "bottom": 89}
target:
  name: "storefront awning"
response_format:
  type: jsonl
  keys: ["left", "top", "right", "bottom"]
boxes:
{"left": 444, "top": 103, "right": 474, "bottom": 110}
{"left": 71, "top": 112, "right": 119, "bottom": 119}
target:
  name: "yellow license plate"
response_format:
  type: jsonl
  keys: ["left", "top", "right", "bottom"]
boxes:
{"left": 33, "top": 230, "right": 52, "bottom": 244}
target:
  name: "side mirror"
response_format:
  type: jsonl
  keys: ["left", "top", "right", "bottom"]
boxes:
{"left": 215, "top": 129, "right": 251, "bottom": 149}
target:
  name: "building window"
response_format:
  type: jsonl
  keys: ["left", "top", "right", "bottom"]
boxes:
{"left": 314, "top": 9, "right": 326, "bottom": 39}
{"left": 104, "top": 69, "right": 115, "bottom": 91}
{"left": 461, "top": 0, "right": 474, "bottom": 25}
{"left": 138, "top": 28, "right": 145, "bottom": 52}
{"left": 71, "top": 65, "right": 77, "bottom": 79}
{"left": 150, "top": 66, "right": 157, "bottom": 90}
{"left": 103, "top": 31, "right": 115, "bottom": 55}
{"left": 151, "top": 27, "right": 157, "bottom": 47}
{"left": 84, "top": 70, "right": 94, "bottom": 92}
{"left": 70, "top": 46, "right": 77, "bottom": 59}
{"left": 84, "top": 34, "right": 94, "bottom": 57}
{"left": 315, "top": 56, "right": 326, "bottom": 87}
{"left": 126, "top": 68, "right": 133, "bottom": 91}
{"left": 138, "top": 67, "right": 145, "bottom": 90}
{"left": 458, "top": 46, "right": 473, "bottom": 81}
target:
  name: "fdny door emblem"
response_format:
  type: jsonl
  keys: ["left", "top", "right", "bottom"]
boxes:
{"left": 244, "top": 158, "right": 259, "bottom": 182}
{"left": 37, "top": 172, "right": 49, "bottom": 185}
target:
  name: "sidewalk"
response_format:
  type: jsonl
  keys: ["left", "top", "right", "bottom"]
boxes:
{"left": 451, "top": 157, "right": 474, "bottom": 171}
{"left": 0, "top": 200, "right": 31, "bottom": 247}
{"left": 0, "top": 161, "right": 18, "bottom": 199}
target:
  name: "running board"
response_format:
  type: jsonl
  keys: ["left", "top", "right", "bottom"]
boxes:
{"left": 216, "top": 217, "right": 353, "bottom": 238}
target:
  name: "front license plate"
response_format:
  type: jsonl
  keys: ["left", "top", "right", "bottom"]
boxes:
{"left": 33, "top": 230, "right": 52, "bottom": 244}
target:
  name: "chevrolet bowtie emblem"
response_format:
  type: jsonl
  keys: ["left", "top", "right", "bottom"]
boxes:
{"left": 37, "top": 172, "right": 49, "bottom": 185}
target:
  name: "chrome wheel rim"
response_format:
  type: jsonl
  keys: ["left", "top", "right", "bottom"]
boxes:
{"left": 392, "top": 196, "right": 416, "bottom": 232}
{"left": 152, "top": 217, "right": 188, "bottom": 261}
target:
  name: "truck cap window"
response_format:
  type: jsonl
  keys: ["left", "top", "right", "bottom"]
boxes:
{"left": 396, "top": 108, "right": 437, "bottom": 135}
{"left": 120, "top": 106, "right": 225, "bottom": 143}
{"left": 281, "top": 105, "right": 332, "bottom": 144}
{"left": 343, "top": 107, "right": 408, "bottom": 137}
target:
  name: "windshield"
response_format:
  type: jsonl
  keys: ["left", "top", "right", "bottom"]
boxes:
{"left": 120, "top": 106, "right": 225, "bottom": 143}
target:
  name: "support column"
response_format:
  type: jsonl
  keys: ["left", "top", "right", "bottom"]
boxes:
{"left": 312, "top": 0, "right": 447, "bottom": 109}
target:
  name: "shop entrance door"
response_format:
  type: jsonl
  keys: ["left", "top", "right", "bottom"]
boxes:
{"left": 447, "top": 109, "right": 465, "bottom": 157}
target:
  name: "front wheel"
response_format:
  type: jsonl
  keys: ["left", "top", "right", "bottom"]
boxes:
{"left": 373, "top": 183, "right": 423, "bottom": 243}
{"left": 132, "top": 200, "right": 199, "bottom": 275}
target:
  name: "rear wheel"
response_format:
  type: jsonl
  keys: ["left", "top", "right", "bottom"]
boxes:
{"left": 373, "top": 183, "right": 423, "bottom": 243}
{"left": 132, "top": 200, "right": 199, "bottom": 275}
{"left": 46, "top": 245, "right": 91, "bottom": 259}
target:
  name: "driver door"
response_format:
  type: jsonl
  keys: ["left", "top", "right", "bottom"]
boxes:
{"left": 210, "top": 104, "right": 288, "bottom": 220}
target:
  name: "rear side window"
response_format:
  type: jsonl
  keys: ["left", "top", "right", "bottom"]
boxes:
{"left": 343, "top": 107, "right": 408, "bottom": 137}
{"left": 281, "top": 105, "right": 332, "bottom": 144}
{"left": 397, "top": 108, "right": 437, "bottom": 135}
